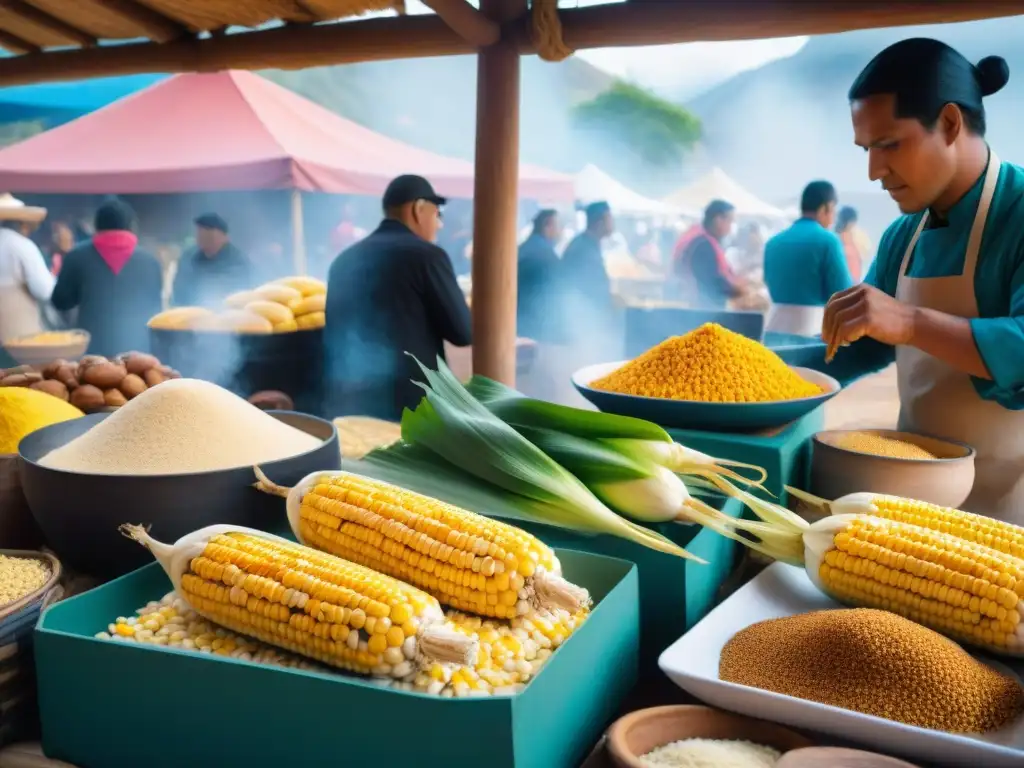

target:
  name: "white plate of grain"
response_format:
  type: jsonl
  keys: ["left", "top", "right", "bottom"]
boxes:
{"left": 658, "top": 563, "right": 1024, "bottom": 768}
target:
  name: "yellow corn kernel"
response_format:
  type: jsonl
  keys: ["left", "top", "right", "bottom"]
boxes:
{"left": 851, "top": 494, "right": 1024, "bottom": 562}
{"left": 177, "top": 532, "right": 476, "bottom": 678}
{"left": 295, "top": 473, "right": 589, "bottom": 619}
{"left": 590, "top": 322, "right": 822, "bottom": 403}
{"left": 817, "top": 517, "right": 1024, "bottom": 653}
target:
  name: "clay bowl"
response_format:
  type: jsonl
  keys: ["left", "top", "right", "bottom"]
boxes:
{"left": 778, "top": 746, "right": 922, "bottom": 768}
{"left": 811, "top": 428, "right": 975, "bottom": 509}
{"left": 606, "top": 705, "right": 813, "bottom": 768}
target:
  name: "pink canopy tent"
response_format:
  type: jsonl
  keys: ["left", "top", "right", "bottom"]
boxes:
{"left": 0, "top": 70, "right": 573, "bottom": 200}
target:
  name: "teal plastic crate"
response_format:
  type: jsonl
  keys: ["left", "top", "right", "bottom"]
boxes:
{"left": 514, "top": 496, "right": 743, "bottom": 680}
{"left": 35, "top": 549, "right": 638, "bottom": 768}
{"left": 668, "top": 405, "right": 825, "bottom": 502}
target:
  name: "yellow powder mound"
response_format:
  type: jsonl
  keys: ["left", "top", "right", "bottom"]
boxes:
{"left": 591, "top": 323, "right": 824, "bottom": 403}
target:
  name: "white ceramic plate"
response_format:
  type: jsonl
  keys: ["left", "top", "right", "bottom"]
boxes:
{"left": 658, "top": 563, "right": 1024, "bottom": 767}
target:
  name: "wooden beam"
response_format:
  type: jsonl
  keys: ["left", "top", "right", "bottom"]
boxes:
{"left": 0, "top": 16, "right": 469, "bottom": 86}
{"left": 0, "top": 1, "right": 96, "bottom": 46}
{"left": 421, "top": 0, "right": 500, "bottom": 47}
{"left": 76, "top": 0, "right": 187, "bottom": 44}
{"left": 470, "top": 0, "right": 524, "bottom": 385}
{"left": 0, "top": 26, "right": 36, "bottom": 54}
{"left": 0, "top": 0, "right": 1021, "bottom": 86}
{"left": 552, "top": 0, "right": 1024, "bottom": 49}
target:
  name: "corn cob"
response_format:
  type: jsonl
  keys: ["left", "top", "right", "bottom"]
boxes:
{"left": 690, "top": 494, "right": 1024, "bottom": 655}
{"left": 254, "top": 468, "right": 592, "bottom": 620}
{"left": 122, "top": 524, "right": 478, "bottom": 679}
{"left": 790, "top": 489, "right": 1024, "bottom": 560}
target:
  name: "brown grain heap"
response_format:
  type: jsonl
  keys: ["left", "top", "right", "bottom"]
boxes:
{"left": 719, "top": 608, "right": 1024, "bottom": 733}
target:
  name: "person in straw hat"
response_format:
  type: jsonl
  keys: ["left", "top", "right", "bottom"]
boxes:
{"left": 0, "top": 193, "right": 54, "bottom": 346}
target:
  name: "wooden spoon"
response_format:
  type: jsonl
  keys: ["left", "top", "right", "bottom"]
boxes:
{"left": 777, "top": 747, "right": 921, "bottom": 768}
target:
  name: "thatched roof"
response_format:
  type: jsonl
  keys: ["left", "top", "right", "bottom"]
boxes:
{"left": 0, "top": 0, "right": 1022, "bottom": 86}
{"left": 0, "top": 1, "right": 403, "bottom": 51}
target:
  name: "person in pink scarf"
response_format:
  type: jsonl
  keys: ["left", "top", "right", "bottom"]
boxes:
{"left": 51, "top": 197, "right": 162, "bottom": 357}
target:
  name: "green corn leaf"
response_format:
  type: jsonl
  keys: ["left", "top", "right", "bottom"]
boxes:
{"left": 401, "top": 357, "right": 701, "bottom": 560}
{"left": 465, "top": 374, "right": 672, "bottom": 442}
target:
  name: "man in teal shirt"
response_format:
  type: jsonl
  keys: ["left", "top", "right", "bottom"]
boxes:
{"left": 809, "top": 38, "right": 1023, "bottom": 522}
{"left": 764, "top": 180, "right": 854, "bottom": 338}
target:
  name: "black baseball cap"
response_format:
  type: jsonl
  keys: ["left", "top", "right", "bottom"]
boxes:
{"left": 382, "top": 175, "right": 447, "bottom": 209}
{"left": 194, "top": 212, "right": 228, "bottom": 233}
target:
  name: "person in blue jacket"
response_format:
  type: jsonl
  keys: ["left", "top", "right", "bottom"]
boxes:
{"left": 811, "top": 38, "right": 1022, "bottom": 522}
{"left": 764, "top": 180, "right": 853, "bottom": 338}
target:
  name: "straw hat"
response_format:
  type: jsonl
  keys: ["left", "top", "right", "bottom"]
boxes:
{"left": 0, "top": 194, "right": 46, "bottom": 223}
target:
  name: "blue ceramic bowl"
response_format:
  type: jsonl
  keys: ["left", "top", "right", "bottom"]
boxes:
{"left": 572, "top": 361, "right": 840, "bottom": 431}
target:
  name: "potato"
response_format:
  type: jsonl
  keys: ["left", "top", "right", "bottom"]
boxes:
{"left": 41, "top": 359, "right": 69, "bottom": 379}
{"left": 143, "top": 368, "right": 166, "bottom": 388}
{"left": 30, "top": 379, "right": 69, "bottom": 401}
{"left": 119, "top": 373, "right": 147, "bottom": 399}
{"left": 70, "top": 384, "right": 105, "bottom": 412}
{"left": 119, "top": 352, "right": 160, "bottom": 376}
{"left": 80, "top": 361, "right": 127, "bottom": 389}
{"left": 0, "top": 374, "right": 31, "bottom": 387}
{"left": 103, "top": 388, "right": 128, "bottom": 408}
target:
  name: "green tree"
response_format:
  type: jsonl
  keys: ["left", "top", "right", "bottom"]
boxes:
{"left": 572, "top": 80, "right": 702, "bottom": 167}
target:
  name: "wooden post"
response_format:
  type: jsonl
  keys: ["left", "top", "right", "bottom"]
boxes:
{"left": 291, "top": 188, "right": 307, "bottom": 275}
{"left": 470, "top": 0, "right": 523, "bottom": 386}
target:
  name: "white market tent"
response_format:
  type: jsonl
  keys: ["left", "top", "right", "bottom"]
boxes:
{"left": 664, "top": 167, "right": 787, "bottom": 219}
{"left": 575, "top": 164, "right": 694, "bottom": 218}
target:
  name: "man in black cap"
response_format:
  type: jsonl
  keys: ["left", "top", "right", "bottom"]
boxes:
{"left": 324, "top": 174, "right": 471, "bottom": 419}
{"left": 171, "top": 212, "right": 253, "bottom": 308}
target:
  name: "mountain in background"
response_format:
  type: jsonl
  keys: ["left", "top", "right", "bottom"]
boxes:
{"left": 687, "top": 16, "right": 1024, "bottom": 232}
{"left": 265, "top": 54, "right": 614, "bottom": 173}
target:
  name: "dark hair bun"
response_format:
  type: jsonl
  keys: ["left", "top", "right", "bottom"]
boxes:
{"left": 976, "top": 55, "right": 1009, "bottom": 96}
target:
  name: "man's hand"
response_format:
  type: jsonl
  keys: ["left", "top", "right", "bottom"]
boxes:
{"left": 822, "top": 283, "right": 917, "bottom": 358}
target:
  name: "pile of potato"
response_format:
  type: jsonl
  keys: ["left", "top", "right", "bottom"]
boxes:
{"left": 0, "top": 352, "right": 181, "bottom": 413}
{"left": 148, "top": 276, "right": 327, "bottom": 335}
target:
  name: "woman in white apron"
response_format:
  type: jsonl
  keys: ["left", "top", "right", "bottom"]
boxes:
{"left": 821, "top": 39, "right": 1024, "bottom": 524}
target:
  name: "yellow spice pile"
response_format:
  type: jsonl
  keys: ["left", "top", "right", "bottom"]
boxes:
{"left": 833, "top": 432, "right": 937, "bottom": 460}
{"left": 720, "top": 608, "right": 1024, "bottom": 733}
{"left": 591, "top": 323, "right": 823, "bottom": 403}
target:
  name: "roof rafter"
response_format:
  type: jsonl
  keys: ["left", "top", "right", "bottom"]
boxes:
{"left": 0, "top": 1, "right": 96, "bottom": 46}
{"left": 422, "top": 0, "right": 500, "bottom": 47}
{"left": 0, "top": 0, "right": 1020, "bottom": 86}
{"left": 0, "top": 26, "right": 36, "bottom": 54}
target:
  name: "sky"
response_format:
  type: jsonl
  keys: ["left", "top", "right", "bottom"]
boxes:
{"left": 402, "top": 0, "right": 808, "bottom": 99}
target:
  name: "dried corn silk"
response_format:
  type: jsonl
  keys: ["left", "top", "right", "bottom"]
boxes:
{"left": 591, "top": 323, "right": 822, "bottom": 403}
{"left": 0, "top": 387, "right": 82, "bottom": 454}
{"left": 640, "top": 738, "right": 780, "bottom": 768}
{"left": 0, "top": 554, "right": 50, "bottom": 607}
{"left": 719, "top": 608, "right": 1024, "bottom": 732}
{"left": 833, "top": 432, "right": 936, "bottom": 460}
{"left": 40, "top": 378, "right": 320, "bottom": 475}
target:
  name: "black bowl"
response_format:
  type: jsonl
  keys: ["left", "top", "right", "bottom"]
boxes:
{"left": 18, "top": 410, "right": 339, "bottom": 579}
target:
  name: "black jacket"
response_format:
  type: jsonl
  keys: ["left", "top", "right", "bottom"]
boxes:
{"left": 51, "top": 240, "right": 163, "bottom": 358}
{"left": 324, "top": 220, "right": 471, "bottom": 420}
{"left": 516, "top": 233, "right": 563, "bottom": 342}
{"left": 560, "top": 232, "right": 614, "bottom": 343}
{"left": 172, "top": 242, "right": 253, "bottom": 309}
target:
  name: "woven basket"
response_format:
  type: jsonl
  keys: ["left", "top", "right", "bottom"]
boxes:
{"left": 0, "top": 457, "right": 44, "bottom": 551}
{"left": 0, "top": 550, "right": 62, "bottom": 748}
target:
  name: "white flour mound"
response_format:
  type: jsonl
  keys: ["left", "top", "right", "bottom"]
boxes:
{"left": 40, "top": 378, "right": 321, "bottom": 475}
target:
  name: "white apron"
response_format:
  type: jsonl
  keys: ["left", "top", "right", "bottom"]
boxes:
{"left": 766, "top": 303, "right": 825, "bottom": 338}
{"left": 895, "top": 151, "right": 1024, "bottom": 523}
